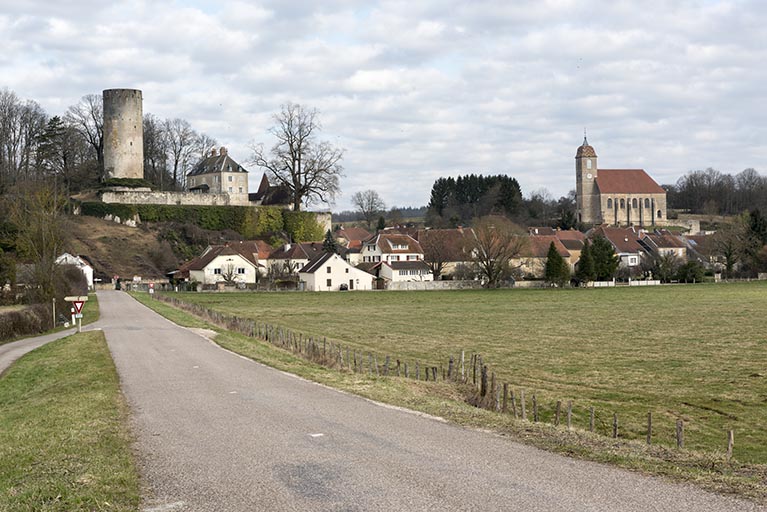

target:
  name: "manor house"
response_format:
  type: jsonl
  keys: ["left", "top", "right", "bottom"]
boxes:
{"left": 575, "top": 137, "right": 667, "bottom": 227}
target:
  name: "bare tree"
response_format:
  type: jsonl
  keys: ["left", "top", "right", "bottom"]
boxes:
{"left": 194, "top": 132, "right": 218, "bottom": 163}
{"left": 250, "top": 102, "right": 344, "bottom": 210}
{"left": 65, "top": 94, "right": 104, "bottom": 179}
{"left": 163, "top": 118, "right": 197, "bottom": 190}
{"left": 469, "top": 216, "right": 527, "bottom": 288}
{"left": 351, "top": 189, "right": 386, "bottom": 229}
{"left": 143, "top": 114, "right": 168, "bottom": 188}
{"left": 0, "top": 89, "right": 47, "bottom": 186}
{"left": 220, "top": 263, "right": 240, "bottom": 285}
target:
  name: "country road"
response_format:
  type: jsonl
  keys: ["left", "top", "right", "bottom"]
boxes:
{"left": 95, "top": 290, "right": 762, "bottom": 512}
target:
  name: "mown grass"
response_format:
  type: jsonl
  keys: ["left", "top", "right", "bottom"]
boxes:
{"left": 149, "top": 282, "right": 767, "bottom": 464}
{"left": 132, "top": 291, "right": 767, "bottom": 504}
{"left": 0, "top": 330, "right": 140, "bottom": 511}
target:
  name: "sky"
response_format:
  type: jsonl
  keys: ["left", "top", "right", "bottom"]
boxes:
{"left": 2, "top": 0, "right": 766, "bottom": 211}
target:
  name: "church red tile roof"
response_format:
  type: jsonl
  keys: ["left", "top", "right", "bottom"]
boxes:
{"left": 596, "top": 170, "right": 665, "bottom": 194}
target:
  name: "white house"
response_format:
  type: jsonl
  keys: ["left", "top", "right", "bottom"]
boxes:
{"left": 299, "top": 252, "right": 375, "bottom": 291}
{"left": 376, "top": 260, "right": 433, "bottom": 283}
{"left": 360, "top": 233, "right": 424, "bottom": 264}
{"left": 56, "top": 253, "right": 94, "bottom": 290}
{"left": 186, "top": 244, "right": 262, "bottom": 285}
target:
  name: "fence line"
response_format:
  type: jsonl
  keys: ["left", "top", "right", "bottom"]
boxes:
{"left": 153, "top": 292, "right": 737, "bottom": 460}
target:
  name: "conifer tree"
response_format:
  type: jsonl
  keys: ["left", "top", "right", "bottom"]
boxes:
{"left": 544, "top": 241, "right": 569, "bottom": 286}
{"left": 322, "top": 230, "right": 338, "bottom": 254}
{"left": 575, "top": 239, "right": 596, "bottom": 283}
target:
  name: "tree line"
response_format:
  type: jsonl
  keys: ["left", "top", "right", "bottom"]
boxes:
{"left": 0, "top": 88, "right": 218, "bottom": 194}
{"left": 665, "top": 168, "right": 767, "bottom": 215}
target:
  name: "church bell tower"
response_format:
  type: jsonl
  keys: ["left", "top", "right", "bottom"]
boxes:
{"left": 575, "top": 135, "right": 599, "bottom": 225}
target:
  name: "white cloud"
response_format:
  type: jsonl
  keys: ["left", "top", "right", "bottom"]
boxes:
{"left": 1, "top": 0, "right": 766, "bottom": 211}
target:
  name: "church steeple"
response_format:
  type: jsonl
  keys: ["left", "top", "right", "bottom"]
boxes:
{"left": 575, "top": 134, "right": 599, "bottom": 225}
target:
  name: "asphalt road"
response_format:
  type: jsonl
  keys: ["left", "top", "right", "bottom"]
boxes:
{"left": 96, "top": 290, "right": 763, "bottom": 512}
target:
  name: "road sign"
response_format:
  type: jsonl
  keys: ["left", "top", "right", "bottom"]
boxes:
{"left": 74, "top": 313, "right": 83, "bottom": 319}
{"left": 73, "top": 301, "right": 85, "bottom": 314}
{"left": 64, "top": 296, "right": 88, "bottom": 302}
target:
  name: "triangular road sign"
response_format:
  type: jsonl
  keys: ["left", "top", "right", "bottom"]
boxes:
{"left": 73, "top": 301, "right": 85, "bottom": 314}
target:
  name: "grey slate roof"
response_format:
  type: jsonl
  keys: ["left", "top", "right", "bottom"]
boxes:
{"left": 187, "top": 153, "right": 248, "bottom": 177}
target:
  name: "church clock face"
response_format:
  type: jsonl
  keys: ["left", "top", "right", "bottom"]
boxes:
{"left": 586, "top": 173, "right": 593, "bottom": 179}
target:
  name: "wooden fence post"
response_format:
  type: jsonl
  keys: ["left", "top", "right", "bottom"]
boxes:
{"left": 589, "top": 407, "right": 595, "bottom": 433}
{"left": 461, "top": 351, "right": 465, "bottom": 382}
{"left": 647, "top": 412, "right": 652, "bottom": 445}
{"left": 404, "top": 362, "right": 409, "bottom": 379}
{"left": 612, "top": 413, "right": 618, "bottom": 438}
{"left": 532, "top": 395, "right": 538, "bottom": 423}
{"left": 726, "top": 430, "right": 734, "bottom": 462}
{"left": 502, "top": 383, "right": 508, "bottom": 413}
{"left": 567, "top": 401, "right": 572, "bottom": 430}
{"left": 520, "top": 390, "right": 527, "bottom": 420}
{"left": 676, "top": 420, "right": 684, "bottom": 448}
{"left": 480, "top": 365, "right": 488, "bottom": 399}
{"left": 511, "top": 390, "right": 518, "bottom": 419}
{"left": 448, "top": 357, "right": 454, "bottom": 380}
{"left": 416, "top": 362, "right": 420, "bottom": 380}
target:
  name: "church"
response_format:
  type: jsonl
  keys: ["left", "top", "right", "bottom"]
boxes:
{"left": 575, "top": 137, "right": 667, "bottom": 227}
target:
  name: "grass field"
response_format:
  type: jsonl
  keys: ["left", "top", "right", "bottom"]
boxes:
{"left": 160, "top": 282, "right": 767, "bottom": 463}
{"left": 0, "top": 330, "right": 140, "bottom": 511}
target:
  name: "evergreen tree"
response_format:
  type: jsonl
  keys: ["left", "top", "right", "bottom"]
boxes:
{"left": 322, "top": 230, "right": 338, "bottom": 254}
{"left": 590, "top": 236, "right": 620, "bottom": 280}
{"left": 544, "top": 241, "right": 570, "bottom": 286}
{"left": 376, "top": 216, "right": 386, "bottom": 231}
{"left": 575, "top": 239, "right": 596, "bottom": 283}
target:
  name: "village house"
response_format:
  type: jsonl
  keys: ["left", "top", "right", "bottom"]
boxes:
{"left": 370, "top": 260, "right": 434, "bottom": 284}
{"left": 184, "top": 242, "right": 269, "bottom": 285}
{"left": 589, "top": 226, "right": 646, "bottom": 269}
{"left": 360, "top": 233, "right": 424, "bottom": 264}
{"left": 299, "top": 253, "right": 375, "bottom": 291}
{"left": 268, "top": 242, "right": 326, "bottom": 276}
{"left": 415, "top": 227, "right": 476, "bottom": 279}
{"left": 56, "top": 253, "right": 95, "bottom": 290}
{"left": 186, "top": 147, "right": 249, "bottom": 205}
{"left": 514, "top": 236, "right": 572, "bottom": 278}
{"left": 638, "top": 231, "right": 688, "bottom": 260}
{"left": 335, "top": 226, "right": 371, "bottom": 266}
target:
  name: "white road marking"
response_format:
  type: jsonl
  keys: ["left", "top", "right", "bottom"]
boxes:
{"left": 310, "top": 433, "right": 324, "bottom": 438}
{"left": 143, "top": 501, "right": 185, "bottom": 512}
{"left": 229, "top": 391, "right": 238, "bottom": 394}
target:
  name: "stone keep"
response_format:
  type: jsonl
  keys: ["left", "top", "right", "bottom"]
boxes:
{"left": 103, "top": 88, "right": 144, "bottom": 180}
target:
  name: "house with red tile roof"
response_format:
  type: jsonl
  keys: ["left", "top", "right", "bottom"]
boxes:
{"left": 415, "top": 227, "right": 476, "bottom": 279}
{"left": 513, "top": 235, "right": 572, "bottom": 278}
{"left": 576, "top": 137, "right": 667, "bottom": 227}
{"left": 185, "top": 242, "right": 268, "bottom": 285}
{"left": 588, "top": 226, "right": 646, "bottom": 269}
{"left": 360, "top": 233, "right": 424, "bottom": 265}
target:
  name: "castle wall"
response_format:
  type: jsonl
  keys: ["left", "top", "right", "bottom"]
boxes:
{"left": 101, "top": 190, "right": 251, "bottom": 206}
{"left": 103, "top": 89, "right": 144, "bottom": 180}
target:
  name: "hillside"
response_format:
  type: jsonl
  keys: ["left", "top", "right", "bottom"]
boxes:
{"left": 65, "top": 216, "right": 176, "bottom": 280}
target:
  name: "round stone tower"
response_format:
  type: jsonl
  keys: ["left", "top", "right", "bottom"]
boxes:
{"left": 103, "top": 88, "right": 144, "bottom": 180}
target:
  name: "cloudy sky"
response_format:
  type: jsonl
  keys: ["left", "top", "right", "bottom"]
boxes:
{"left": 2, "top": 0, "right": 766, "bottom": 211}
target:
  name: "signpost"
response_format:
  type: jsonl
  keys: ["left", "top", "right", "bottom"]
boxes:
{"left": 64, "top": 295, "right": 88, "bottom": 333}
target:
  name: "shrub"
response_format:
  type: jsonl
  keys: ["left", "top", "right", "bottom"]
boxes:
{"left": 0, "top": 304, "right": 51, "bottom": 342}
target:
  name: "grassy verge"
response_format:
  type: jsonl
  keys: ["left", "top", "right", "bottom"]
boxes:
{"left": 0, "top": 294, "right": 100, "bottom": 347}
{"left": 0, "top": 330, "right": 140, "bottom": 511}
{"left": 132, "top": 291, "right": 767, "bottom": 504}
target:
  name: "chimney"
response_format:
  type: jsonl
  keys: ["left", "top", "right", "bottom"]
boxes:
{"left": 210, "top": 149, "right": 217, "bottom": 157}
{"left": 219, "top": 147, "right": 227, "bottom": 156}
{"left": 284, "top": 243, "right": 291, "bottom": 252}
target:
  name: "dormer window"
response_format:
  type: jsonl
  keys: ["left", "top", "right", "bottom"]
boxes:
{"left": 587, "top": 159, "right": 592, "bottom": 170}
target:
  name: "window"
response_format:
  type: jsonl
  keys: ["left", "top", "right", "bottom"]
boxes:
{"left": 326, "top": 266, "right": 332, "bottom": 273}
{"left": 644, "top": 198, "right": 650, "bottom": 208}
{"left": 657, "top": 210, "right": 663, "bottom": 218}
{"left": 607, "top": 198, "right": 613, "bottom": 209}
{"left": 629, "top": 257, "right": 637, "bottom": 265}
{"left": 632, "top": 198, "right": 638, "bottom": 208}
{"left": 399, "top": 270, "right": 407, "bottom": 276}
{"left": 326, "top": 279, "right": 332, "bottom": 287}
{"left": 239, "top": 187, "right": 243, "bottom": 193}
{"left": 228, "top": 175, "right": 233, "bottom": 182}
{"left": 620, "top": 199, "right": 625, "bottom": 209}
{"left": 228, "top": 187, "right": 233, "bottom": 192}
{"left": 213, "top": 268, "right": 222, "bottom": 275}
{"left": 391, "top": 255, "right": 400, "bottom": 261}
{"left": 237, "top": 268, "right": 246, "bottom": 274}
{"left": 587, "top": 159, "right": 592, "bottom": 170}
{"left": 345, "top": 268, "right": 349, "bottom": 273}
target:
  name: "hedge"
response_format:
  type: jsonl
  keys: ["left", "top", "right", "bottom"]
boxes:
{"left": 0, "top": 304, "right": 51, "bottom": 343}
{"left": 79, "top": 203, "right": 325, "bottom": 242}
